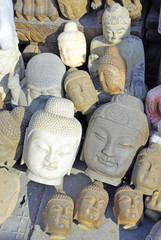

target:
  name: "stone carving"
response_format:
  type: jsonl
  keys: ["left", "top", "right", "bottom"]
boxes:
{"left": 145, "top": 191, "right": 161, "bottom": 221}
{"left": 0, "top": 0, "right": 24, "bottom": 100}
{"left": 113, "top": 185, "right": 143, "bottom": 229}
{"left": 88, "top": 3, "right": 146, "bottom": 101}
{"left": 97, "top": 45, "right": 126, "bottom": 95}
{"left": 15, "top": 0, "right": 59, "bottom": 22}
{"left": 0, "top": 168, "right": 20, "bottom": 224}
{"left": 74, "top": 181, "right": 109, "bottom": 230}
{"left": 145, "top": 221, "right": 161, "bottom": 240}
{"left": 21, "top": 97, "right": 82, "bottom": 186}
{"left": 64, "top": 68, "right": 98, "bottom": 114}
{"left": 42, "top": 190, "right": 74, "bottom": 239}
{"left": 0, "top": 107, "right": 31, "bottom": 166}
{"left": 8, "top": 53, "right": 66, "bottom": 114}
{"left": 91, "top": 0, "right": 142, "bottom": 19}
{"left": 145, "top": 85, "right": 161, "bottom": 135}
{"left": 131, "top": 143, "right": 161, "bottom": 195}
{"left": 57, "top": 0, "right": 90, "bottom": 20}
{"left": 58, "top": 22, "right": 86, "bottom": 68}
{"left": 82, "top": 94, "right": 149, "bottom": 186}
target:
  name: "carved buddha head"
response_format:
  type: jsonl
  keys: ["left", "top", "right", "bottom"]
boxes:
{"left": 42, "top": 190, "right": 74, "bottom": 239}
{"left": 97, "top": 46, "right": 126, "bottom": 94}
{"left": 58, "top": 22, "right": 86, "bottom": 67}
{"left": 57, "top": 0, "right": 89, "bottom": 20}
{"left": 131, "top": 143, "right": 161, "bottom": 195}
{"left": 0, "top": 107, "right": 31, "bottom": 166}
{"left": 113, "top": 185, "right": 143, "bottom": 229}
{"left": 64, "top": 68, "right": 98, "bottom": 114}
{"left": 21, "top": 97, "right": 82, "bottom": 186}
{"left": 25, "top": 53, "right": 66, "bottom": 114}
{"left": 102, "top": 3, "right": 131, "bottom": 44}
{"left": 74, "top": 181, "right": 109, "bottom": 230}
{"left": 146, "top": 221, "right": 161, "bottom": 240}
{"left": 83, "top": 94, "right": 149, "bottom": 186}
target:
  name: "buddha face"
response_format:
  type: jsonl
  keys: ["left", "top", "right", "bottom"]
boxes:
{"left": 84, "top": 118, "right": 140, "bottom": 181}
{"left": 131, "top": 150, "right": 161, "bottom": 195}
{"left": 103, "top": 23, "right": 129, "bottom": 45}
{"left": 65, "top": 77, "right": 98, "bottom": 112}
{"left": 98, "top": 64, "right": 125, "bottom": 94}
{"left": 114, "top": 189, "right": 143, "bottom": 227}
{"left": 145, "top": 191, "right": 161, "bottom": 211}
{"left": 23, "top": 130, "right": 79, "bottom": 180}
{"left": 58, "top": 39, "right": 85, "bottom": 68}
{"left": 43, "top": 198, "right": 73, "bottom": 237}
{"left": 58, "top": 0, "right": 88, "bottom": 20}
{"left": 75, "top": 189, "right": 108, "bottom": 230}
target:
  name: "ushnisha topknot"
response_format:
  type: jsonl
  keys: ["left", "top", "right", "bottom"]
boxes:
{"left": 97, "top": 46, "right": 126, "bottom": 73}
{"left": 27, "top": 97, "right": 82, "bottom": 139}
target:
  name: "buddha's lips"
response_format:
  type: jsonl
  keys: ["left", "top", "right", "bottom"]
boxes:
{"left": 98, "top": 157, "right": 117, "bottom": 167}
{"left": 43, "top": 163, "right": 58, "bottom": 170}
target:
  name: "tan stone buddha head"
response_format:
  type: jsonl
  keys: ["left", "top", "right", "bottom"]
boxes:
{"left": 64, "top": 68, "right": 98, "bottom": 114}
{"left": 131, "top": 143, "right": 161, "bottom": 195}
{"left": 21, "top": 97, "right": 82, "bottom": 186}
{"left": 97, "top": 46, "right": 126, "bottom": 94}
{"left": 113, "top": 185, "right": 143, "bottom": 229}
{"left": 74, "top": 181, "right": 109, "bottom": 230}
{"left": 57, "top": 0, "right": 89, "bottom": 20}
{"left": 0, "top": 107, "right": 31, "bottom": 166}
{"left": 83, "top": 94, "right": 149, "bottom": 186}
{"left": 102, "top": 3, "right": 131, "bottom": 44}
{"left": 58, "top": 22, "right": 86, "bottom": 68}
{"left": 42, "top": 190, "right": 74, "bottom": 239}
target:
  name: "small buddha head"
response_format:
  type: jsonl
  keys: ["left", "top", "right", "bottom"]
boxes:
{"left": 131, "top": 143, "right": 161, "bottom": 195}
{"left": 57, "top": 0, "right": 89, "bottom": 20}
{"left": 97, "top": 46, "right": 126, "bottom": 94}
{"left": 64, "top": 68, "right": 98, "bottom": 114}
{"left": 145, "top": 191, "right": 161, "bottom": 212}
{"left": 83, "top": 94, "right": 149, "bottom": 186}
{"left": 58, "top": 22, "right": 86, "bottom": 67}
{"left": 25, "top": 53, "right": 66, "bottom": 113}
{"left": 113, "top": 185, "right": 143, "bottom": 229}
{"left": 0, "top": 107, "right": 31, "bottom": 166}
{"left": 42, "top": 190, "right": 74, "bottom": 239}
{"left": 102, "top": 3, "right": 131, "bottom": 44}
{"left": 21, "top": 97, "right": 82, "bottom": 186}
{"left": 74, "top": 181, "right": 109, "bottom": 230}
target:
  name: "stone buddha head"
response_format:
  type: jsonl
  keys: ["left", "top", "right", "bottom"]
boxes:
{"left": 57, "top": 0, "right": 89, "bottom": 20}
{"left": 24, "top": 53, "right": 66, "bottom": 114}
{"left": 0, "top": 107, "right": 31, "bottom": 166}
{"left": 146, "top": 221, "right": 161, "bottom": 240}
{"left": 113, "top": 185, "right": 143, "bottom": 229}
{"left": 97, "top": 46, "right": 126, "bottom": 94}
{"left": 64, "top": 68, "right": 98, "bottom": 114}
{"left": 102, "top": 3, "right": 131, "bottom": 45}
{"left": 74, "top": 181, "right": 109, "bottom": 230}
{"left": 0, "top": 168, "right": 20, "bottom": 224}
{"left": 42, "top": 190, "right": 74, "bottom": 239}
{"left": 21, "top": 97, "right": 82, "bottom": 186}
{"left": 58, "top": 22, "right": 86, "bottom": 68}
{"left": 131, "top": 143, "right": 161, "bottom": 195}
{"left": 83, "top": 94, "right": 149, "bottom": 186}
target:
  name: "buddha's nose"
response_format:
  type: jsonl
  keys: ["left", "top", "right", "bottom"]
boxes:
{"left": 101, "top": 141, "right": 114, "bottom": 156}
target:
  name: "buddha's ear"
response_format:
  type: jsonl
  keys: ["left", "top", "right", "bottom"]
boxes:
{"left": 21, "top": 127, "right": 29, "bottom": 165}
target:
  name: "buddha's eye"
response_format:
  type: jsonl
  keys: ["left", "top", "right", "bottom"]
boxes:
{"left": 95, "top": 131, "right": 106, "bottom": 141}
{"left": 138, "top": 160, "right": 150, "bottom": 169}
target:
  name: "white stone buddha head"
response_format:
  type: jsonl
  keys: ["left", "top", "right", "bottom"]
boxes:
{"left": 21, "top": 97, "right": 82, "bottom": 186}
{"left": 102, "top": 3, "right": 131, "bottom": 45}
{"left": 58, "top": 22, "right": 86, "bottom": 68}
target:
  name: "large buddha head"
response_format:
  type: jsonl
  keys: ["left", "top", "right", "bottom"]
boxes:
{"left": 131, "top": 143, "right": 161, "bottom": 195}
{"left": 64, "top": 68, "right": 98, "bottom": 114}
{"left": 24, "top": 53, "right": 66, "bottom": 114}
{"left": 113, "top": 185, "right": 143, "bottom": 229}
{"left": 21, "top": 97, "right": 82, "bottom": 186}
{"left": 58, "top": 22, "right": 86, "bottom": 68}
{"left": 0, "top": 107, "right": 31, "bottom": 166}
{"left": 42, "top": 190, "right": 74, "bottom": 239}
{"left": 83, "top": 94, "right": 149, "bottom": 186}
{"left": 74, "top": 181, "right": 109, "bottom": 230}
{"left": 102, "top": 3, "right": 131, "bottom": 45}
{"left": 97, "top": 46, "right": 126, "bottom": 94}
